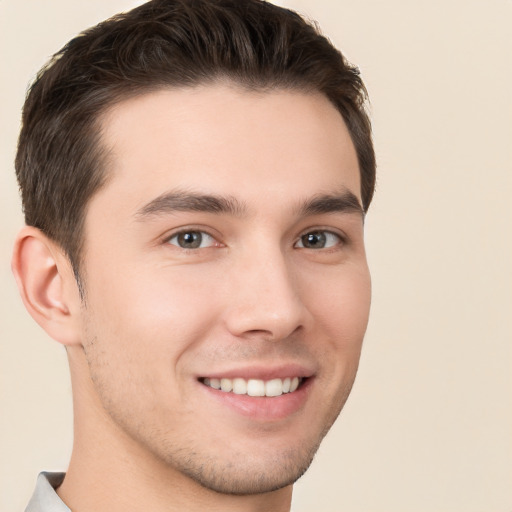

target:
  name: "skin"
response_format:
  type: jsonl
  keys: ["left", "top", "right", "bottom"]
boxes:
{"left": 13, "top": 83, "right": 371, "bottom": 512}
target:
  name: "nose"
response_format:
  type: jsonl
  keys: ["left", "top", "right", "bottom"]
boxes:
{"left": 222, "top": 248, "right": 308, "bottom": 342}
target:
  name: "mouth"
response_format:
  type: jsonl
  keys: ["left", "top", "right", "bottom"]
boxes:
{"left": 197, "top": 365, "right": 314, "bottom": 420}
{"left": 200, "top": 376, "right": 305, "bottom": 397}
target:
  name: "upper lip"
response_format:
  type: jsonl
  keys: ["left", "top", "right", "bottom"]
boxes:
{"left": 198, "top": 363, "right": 316, "bottom": 381}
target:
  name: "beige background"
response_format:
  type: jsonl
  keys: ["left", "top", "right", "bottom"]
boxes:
{"left": 1, "top": 1, "right": 511, "bottom": 510}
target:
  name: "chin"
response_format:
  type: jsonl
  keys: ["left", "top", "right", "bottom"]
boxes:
{"left": 174, "top": 444, "right": 319, "bottom": 496}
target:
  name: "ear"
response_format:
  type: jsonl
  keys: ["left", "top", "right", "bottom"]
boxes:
{"left": 12, "top": 226, "right": 83, "bottom": 346}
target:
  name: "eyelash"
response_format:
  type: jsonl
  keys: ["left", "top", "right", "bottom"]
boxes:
{"left": 294, "top": 230, "right": 345, "bottom": 250}
{"left": 165, "top": 229, "right": 221, "bottom": 250}
{"left": 164, "top": 227, "right": 346, "bottom": 251}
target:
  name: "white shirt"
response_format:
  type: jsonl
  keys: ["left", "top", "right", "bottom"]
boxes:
{"left": 25, "top": 473, "right": 70, "bottom": 512}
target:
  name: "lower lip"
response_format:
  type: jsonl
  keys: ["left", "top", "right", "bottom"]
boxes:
{"left": 199, "top": 378, "right": 313, "bottom": 421}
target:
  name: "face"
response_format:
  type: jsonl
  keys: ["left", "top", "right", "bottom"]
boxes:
{"left": 78, "top": 84, "right": 371, "bottom": 494}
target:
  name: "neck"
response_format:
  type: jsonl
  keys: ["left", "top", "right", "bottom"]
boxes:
{"left": 58, "top": 348, "right": 293, "bottom": 512}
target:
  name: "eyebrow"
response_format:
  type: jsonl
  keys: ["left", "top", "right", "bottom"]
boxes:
{"left": 296, "top": 190, "right": 364, "bottom": 218}
{"left": 135, "top": 189, "right": 364, "bottom": 220}
{"left": 135, "top": 190, "right": 247, "bottom": 219}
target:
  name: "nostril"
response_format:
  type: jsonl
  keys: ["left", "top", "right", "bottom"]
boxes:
{"left": 240, "top": 325, "right": 303, "bottom": 343}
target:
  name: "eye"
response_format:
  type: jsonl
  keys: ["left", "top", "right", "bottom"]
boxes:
{"left": 295, "top": 230, "right": 342, "bottom": 249}
{"left": 167, "top": 230, "right": 218, "bottom": 249}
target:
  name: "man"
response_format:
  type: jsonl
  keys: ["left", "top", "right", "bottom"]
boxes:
{"left": 12, "top": 0, "right": 375, "bottom": 510}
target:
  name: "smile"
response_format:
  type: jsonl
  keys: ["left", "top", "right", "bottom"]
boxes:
{"left": 201, "top": 377, "right": 303, "bottom": 397}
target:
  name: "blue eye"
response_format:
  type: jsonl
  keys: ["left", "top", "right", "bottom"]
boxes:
{"left": 167, "top": 230, "right": 216, "bottom": 249}
{"left": 295, "top": 231, "right": 341, "bottom": 249}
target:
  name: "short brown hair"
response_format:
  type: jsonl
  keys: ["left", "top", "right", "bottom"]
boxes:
{"left": 16, "top": 0, "right": 376, "bottom": 277}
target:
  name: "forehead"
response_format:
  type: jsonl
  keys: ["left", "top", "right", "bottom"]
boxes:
{"left": 93, "top": 84, "right": 361, "bottom": 216}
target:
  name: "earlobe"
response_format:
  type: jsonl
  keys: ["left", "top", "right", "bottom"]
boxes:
{"left": 12, "top": 226, "right": 82, "bottom": 346}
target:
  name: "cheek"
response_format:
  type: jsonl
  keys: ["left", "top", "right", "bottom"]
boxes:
{"left": 82, "top": 261, "right": 224, "bottom": 363}
{"left": 293, "top": 262, "right": 371, "bottom": 406}
{"left": 306, "top": 263, "right": 371, "bottom": 346}
{"left": 79, "top": 267, "right": 220, "bottom": 426}
{"left": 309, "top": 265, "right": 370, "bottom": 414}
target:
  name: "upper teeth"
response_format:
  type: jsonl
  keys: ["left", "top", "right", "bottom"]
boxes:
{"left": 203, "top": 377, "right": 301, "bottom": 397}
